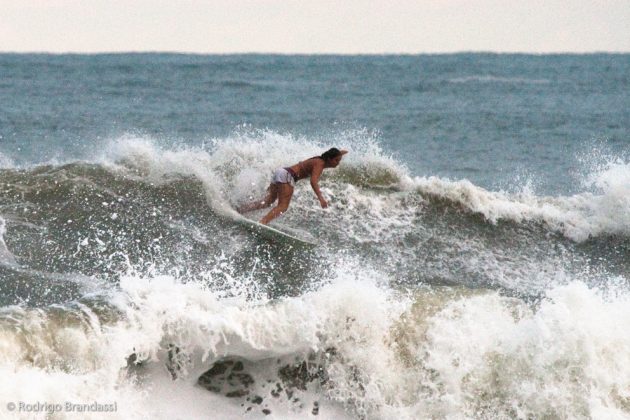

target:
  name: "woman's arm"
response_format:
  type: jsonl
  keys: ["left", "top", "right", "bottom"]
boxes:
{"left": 309, "top": 160, "right": 328, "bottom": 208}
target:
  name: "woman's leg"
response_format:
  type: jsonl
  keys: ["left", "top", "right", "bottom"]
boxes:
{"left": 237, "top": 184, "right": 278, "bottom": 213}
{"left": 260, "top": 183, "right": 293, "bottom": 224}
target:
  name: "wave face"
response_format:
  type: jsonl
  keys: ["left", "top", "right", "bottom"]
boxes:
{"left": 0, "top": 133, "right": 628, "bottom": 419}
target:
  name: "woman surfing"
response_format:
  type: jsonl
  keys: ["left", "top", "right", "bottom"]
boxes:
{"left": 238, "top": 148, "right": 348, "bottom": 225}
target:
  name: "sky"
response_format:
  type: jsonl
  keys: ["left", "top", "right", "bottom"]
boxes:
{"left": 1, "top": 0, "right": 629, "bottom": 54}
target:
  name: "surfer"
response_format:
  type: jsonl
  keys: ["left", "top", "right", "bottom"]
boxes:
{"left": 237, "top": 148, "right": 348, "bottom": 225}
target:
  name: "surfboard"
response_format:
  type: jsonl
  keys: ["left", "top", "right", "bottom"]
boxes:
{"left": 233, "top": 215, "right": 318, "bottom": 248}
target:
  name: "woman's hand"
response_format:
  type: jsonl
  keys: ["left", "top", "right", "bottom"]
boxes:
{"left": 319, "top": 197, "right": 328, "bottom": 208}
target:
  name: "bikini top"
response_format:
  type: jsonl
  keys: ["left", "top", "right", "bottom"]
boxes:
{"left": 296, "top": 156, "right": 323, "bottom": 180}
{"left": 286, "top": 156, "right": 323, "bottom": 181}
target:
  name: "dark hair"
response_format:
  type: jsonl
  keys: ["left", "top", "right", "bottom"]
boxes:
{"left": 320, "top": 147, "right": 343, "bottom": 161}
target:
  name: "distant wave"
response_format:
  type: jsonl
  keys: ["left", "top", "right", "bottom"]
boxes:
{"left": 219, "top": 79, "right": 278, "bottom": 91}
{"left": 448, "top": 75, "right": 551, "bottom": 84}
{"left": 411, "top": 161, "right": 630, "bottom": 242}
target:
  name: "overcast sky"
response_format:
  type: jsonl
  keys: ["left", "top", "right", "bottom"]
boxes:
{"left": 1, "top": 0, "right": 629, "bottom": 53}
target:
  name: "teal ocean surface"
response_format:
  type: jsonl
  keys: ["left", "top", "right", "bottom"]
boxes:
{"left": 0, "top": 54, "right": 628, "bottom": 419}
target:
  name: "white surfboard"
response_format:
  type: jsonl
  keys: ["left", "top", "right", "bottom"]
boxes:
{"left": 233, "top": 215, "right": 318, "bottom": 248}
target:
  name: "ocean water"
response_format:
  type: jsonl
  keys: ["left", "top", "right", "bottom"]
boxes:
{"left": 0, "top": 53, "right": 628, "bottom": 419}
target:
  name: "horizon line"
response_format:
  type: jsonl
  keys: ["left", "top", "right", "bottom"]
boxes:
{"left": 1, "top": 50, "right": 629, "bottom": 56}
